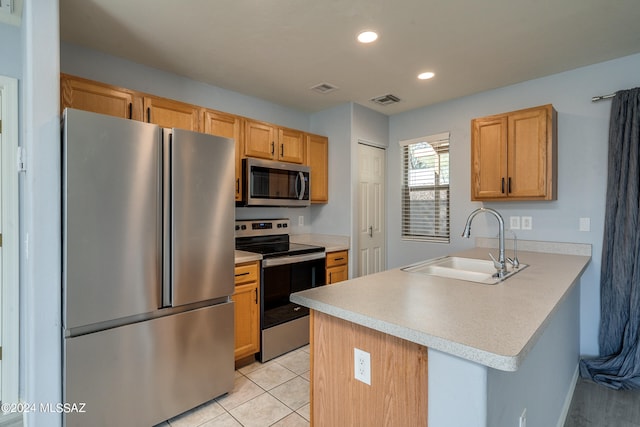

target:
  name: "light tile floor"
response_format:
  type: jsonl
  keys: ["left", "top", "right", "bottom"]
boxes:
{"left": 156, "top": 345, "right": 311, "bottom": 427}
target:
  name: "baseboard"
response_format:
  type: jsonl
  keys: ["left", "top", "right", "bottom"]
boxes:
{"left": 556, "top": 364, "right": 580, "bottom": 427}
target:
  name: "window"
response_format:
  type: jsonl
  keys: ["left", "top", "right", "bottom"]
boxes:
{"left": 400, "top": 132, "right": 450, "bottom": 242}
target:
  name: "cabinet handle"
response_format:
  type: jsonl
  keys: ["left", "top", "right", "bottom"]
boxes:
{"left": 235, "top": 272, "right": 250, "bottom": 277}
{"left": 329, "top": 272, "right": 332, "bottom": 283}
{"left": 146, "top": 107, "right": 151, "bottom": 123}
{"left": 271, "top": 141, "right": 275, "bottom": 155}
{"left": 334, "top": 257, "right": 344, "bottom": 261}
{"left": 501, "top": 177, "right": 505, "bottom": 194}
{"left": 254, "top": 288, "right": 258, "bottom": 304}
{"left": 236, "top": 178, "right": 240, "bottom": 194}
{"left": 280, "top": 143, "right": 284, "bottom": 157}
{"left": 128, "top": 102, "right": 132, "bottom": 120}
{"left": 369, "top": 226, "right": 373, "bottom": 237}
{"left": 508, "top": 177, "right": 512, "bottom": 194}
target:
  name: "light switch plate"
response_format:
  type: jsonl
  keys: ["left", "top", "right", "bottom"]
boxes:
{"left": 579, "top": 217, "right": 590, "bottom": 232}
{"left": 521, "top": 216, "right": 532, "bottom": 230}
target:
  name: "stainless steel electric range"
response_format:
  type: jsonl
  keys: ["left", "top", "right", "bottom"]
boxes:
{"left": 235, "top": 219, "right": 326, "bottom": 362}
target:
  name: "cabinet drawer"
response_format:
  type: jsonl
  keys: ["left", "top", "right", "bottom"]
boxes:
{"left": 234, "top": 262, "right": 259, "bottom": 285}
{"left": 326, "top": 251, "right": 348, "bottom": 267}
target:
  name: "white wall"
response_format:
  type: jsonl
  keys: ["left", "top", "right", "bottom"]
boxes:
{"left": 0, "top": 23, "right": 22, "bottom": 78}
{"left": 22, "top": 0, "right": 62, "bottom": 425}
{"left": 61, "top": 43, "right": 310, "bottom": 131}
{"left": 388, "top": 53, "right": 640, "bottom": 356}
{"left": 309, "top": 103, "right": 353, "bottom": 236}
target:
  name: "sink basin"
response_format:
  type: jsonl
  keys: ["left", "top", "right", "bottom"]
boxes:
{"left": 401, "top": 256, "right": 528, "bottom": 285}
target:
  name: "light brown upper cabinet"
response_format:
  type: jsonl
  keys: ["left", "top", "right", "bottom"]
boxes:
{"left": 143, "top": 95, "right": 201, "bottom": 132}
{"left": 203, "top": 109, "right": 244, "bottom": 201}
{"left": 471, "top": 104, "right": 557, "bottom": 201}
{"left": 306, "top": 133, "right": 329, "bottom": 203}
{"left": 244, "top": 119, "right": 304, "bottom": 164}
{"left": 60, "top": 73, "right": 143, "bottom": 120}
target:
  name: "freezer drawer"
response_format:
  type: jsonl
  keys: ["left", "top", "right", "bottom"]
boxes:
{"left": 63, "top": 302, "right": 234, "bottom": 427}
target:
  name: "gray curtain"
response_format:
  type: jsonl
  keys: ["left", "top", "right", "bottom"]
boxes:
{"left": 580, "top": 87, "right": 640, "bottom": 390}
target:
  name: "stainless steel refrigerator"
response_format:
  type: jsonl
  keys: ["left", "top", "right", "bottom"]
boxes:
{"left": 62, "top": 108, "right": 235, "bottom": 427}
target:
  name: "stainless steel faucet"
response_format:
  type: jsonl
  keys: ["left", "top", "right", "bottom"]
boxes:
{"left": 462, "top": 207, "right": 507, "bottom": 277}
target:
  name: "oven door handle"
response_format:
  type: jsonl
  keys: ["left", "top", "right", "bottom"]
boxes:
{"left": 262, "top": 251, "right": 326, "bottom": 267}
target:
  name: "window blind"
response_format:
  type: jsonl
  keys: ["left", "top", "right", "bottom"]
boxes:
{"left": 400, "top": 134, "right": 450, "bottom": 243}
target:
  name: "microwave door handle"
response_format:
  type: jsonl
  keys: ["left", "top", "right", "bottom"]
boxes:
{"left": 297, "top": 171, "right": 306, "bottom": 200}
{"left": 294, "top": 171, "right": 301, "bottom": 199}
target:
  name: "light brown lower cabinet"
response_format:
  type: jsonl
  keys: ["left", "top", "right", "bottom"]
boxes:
{"left": 326, "top": 250, "right": 348, "bottom": 284}
{"left": 310, "top": 311, "right": 428, "bottom": 426}
{"left": 232, "top": 261, "right": 260, "bottom": 361}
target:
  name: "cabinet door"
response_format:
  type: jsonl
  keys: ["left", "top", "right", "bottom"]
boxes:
{"left": 233, "top": 262, "right": 260, "bottom": 360}
{"left": 144, "top": 96, "right": 200, "bottom": 131}
{"left": 327, "top": 265, "right": 348, "bottom": 284}
{"left": 471, "top": 116, "right": 508, "bottom": 200}
{"left": 278, "top": 128, "right": 305, "bottom": 164}
{"left": 61, "top": 74, "right": 143, "bottom": 120}
{"left": 306, "top": 134, "right": 329, "bottom": 203}
{"left": 507, "top": 106, "right": 550, "bottom": 198}
{"left": 231, "top": 282, "right": 259, "bottom": 360}
{"left": 203, "top": 110, "right": 244, "bottom": 201}
{"left": 244, "top": 120, "right": 276, "bottom": 160}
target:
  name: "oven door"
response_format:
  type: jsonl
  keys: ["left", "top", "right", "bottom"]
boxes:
{"left": 261, "top": 252, "right": 326, "bottom": 329}
{"left": 244, "top": 158, "right": 310, "bottom": 207}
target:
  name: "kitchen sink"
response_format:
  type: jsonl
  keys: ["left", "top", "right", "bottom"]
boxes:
{"left": 401, "top": 256, "right": 528, "bottom": 285}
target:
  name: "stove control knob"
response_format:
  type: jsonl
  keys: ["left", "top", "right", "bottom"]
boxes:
{"left": 283, "top": 223, "right": 288, "bottom": 228}
{"left": 235, "top": 225, "right": 240, "bottom": 231}
{"left": 241, "top": 225, "right": 247, "bottom": 230}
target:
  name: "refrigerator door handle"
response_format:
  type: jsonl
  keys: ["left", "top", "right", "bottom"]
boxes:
{"left": 162, "top": 130, "right": 172, "bottom": 308}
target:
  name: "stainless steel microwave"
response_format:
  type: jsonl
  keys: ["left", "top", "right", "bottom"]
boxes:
{"left": 242, "top": 158, "right": 311, "bottom": 207}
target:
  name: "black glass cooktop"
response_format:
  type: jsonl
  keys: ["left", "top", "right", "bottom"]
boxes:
{"left": 236, "top": 237, "right": 324, "bottom": 258}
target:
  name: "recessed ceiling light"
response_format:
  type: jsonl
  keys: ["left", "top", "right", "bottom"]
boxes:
{"left": 418, "top": 72, "right": 435, "bottom": 80}
{"left": 357, "top": 31, "right": 378, "bottom": 43}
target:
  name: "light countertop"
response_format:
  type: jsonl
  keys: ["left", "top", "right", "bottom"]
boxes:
{"left": 290, "top": 233, "right": 350, "bottom": 253}
{"left": 234, "top": 250, "right": 262, "bottom": 264}
{"left": 291, "top": 245, "right": 590, "bottom": 371}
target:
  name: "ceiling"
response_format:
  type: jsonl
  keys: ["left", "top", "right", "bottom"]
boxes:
{"left": 60, "top": 0, "right": 640, "bottom": 115}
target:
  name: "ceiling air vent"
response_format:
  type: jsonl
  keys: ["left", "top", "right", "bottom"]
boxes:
{"left": 371, "top": 94, "right": 401, "bottom": 106}
{"left": 310, "top": 82, "right": 339, "bottom": 94}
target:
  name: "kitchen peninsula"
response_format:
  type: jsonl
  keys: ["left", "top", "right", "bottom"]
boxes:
{"left": 291, "top": 241, "right": 591, "bottom": 427}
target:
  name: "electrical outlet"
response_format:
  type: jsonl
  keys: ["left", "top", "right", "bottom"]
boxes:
{"left": 509, "top": 216, "right": 521, "bottom": 230}
{"left": 521, "top": 216, "right": 532, "bottom": 230}
{"left": 354, "top": 348, "right": 371, "bottom": 385}
{"left": 298, "top": 215, "right": 304, "bottom": 227}
{"left": 519, "top": 408, "right": 527, "bottom": 427}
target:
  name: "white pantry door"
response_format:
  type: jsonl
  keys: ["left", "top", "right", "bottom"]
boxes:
{"left": 357, "top": 143, "right": 386, "bottom": 276}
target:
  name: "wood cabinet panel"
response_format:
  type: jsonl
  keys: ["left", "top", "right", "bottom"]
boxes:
{"left": 310, "top": 311, "right": 428, "bottom": 426}
{"left": 233, "top": 262, "right": 260, "bottom": 360}
{"left": 144, "top": 96, "right": 200, "bottom": 131}
{"left": 203, "top": 109, "right": 244, "bottom": 201}
{"left": 306, "top": 133, "right": 329, "bottom": 203}
{"left": 277, "top": 128, "right": 305, "bottom": 164}
{"left": 244, "top": 119, "right": 305, "bottom": 164}
{"left": 326, "top": 250, "right": 348, "bottom": 284}
{"left": 471, "top": 104, "right": 556, "bottom": 201}
{"left": 244, "top": 119, "right": 276, "bottom": 160}
{"left": 60, "top": 73, "right": 142, "bottom": 120}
